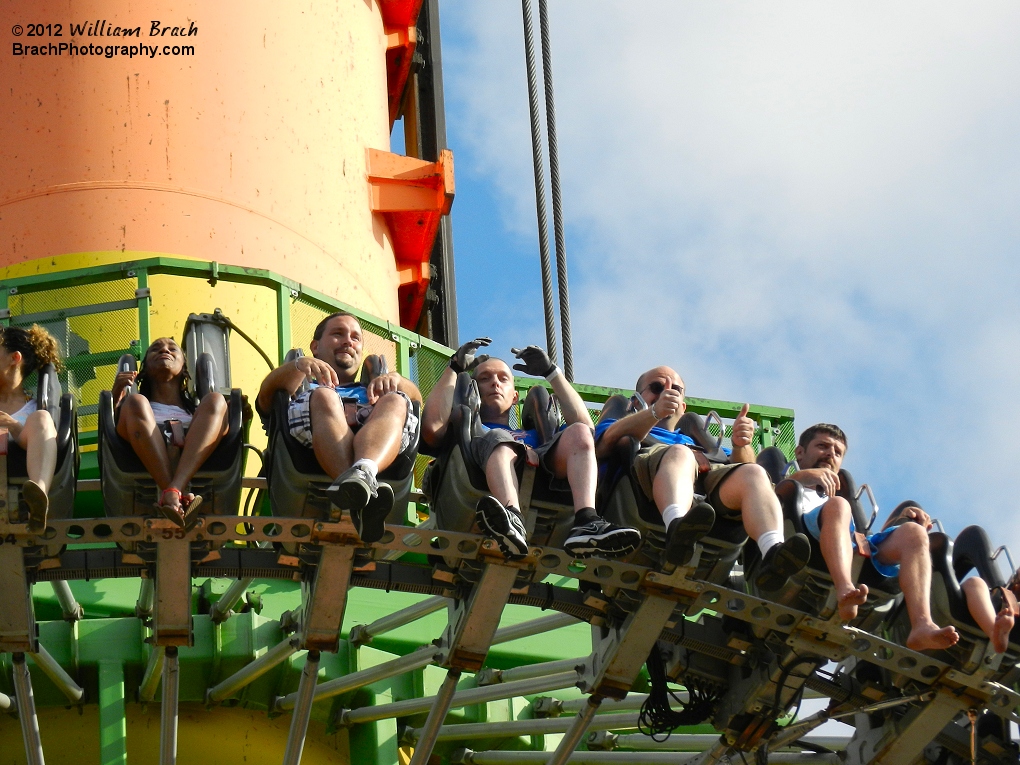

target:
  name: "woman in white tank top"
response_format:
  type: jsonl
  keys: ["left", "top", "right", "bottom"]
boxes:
{"left": 113, "top": 337, "right": 231, "bottom": 527}
{"left": 0, "top": 325, "right": 62, "bottom": 530}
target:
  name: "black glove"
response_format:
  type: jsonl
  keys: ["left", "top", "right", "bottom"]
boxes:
{"left": 511, "top": 345, "right": 557, "bottom": 378}
{"left": 449, "top": 337, "right": 492, "bottom": 374}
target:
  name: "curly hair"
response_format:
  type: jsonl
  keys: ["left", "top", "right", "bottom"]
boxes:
{"left": 134, "top": 338, "right": 196, "bottom": 414}
{"left": 0, "top": 324, "right": 63, "bottom": 377}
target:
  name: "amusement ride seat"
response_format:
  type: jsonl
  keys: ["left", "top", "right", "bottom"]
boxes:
{"left": 595, "top": 396, "right": 747, "bottom": 585}
{"left": 6, "top": 363, "right": 78, "bottom": 562}
{"left": 917, "top": 525, "right": 1020, "bottom": 668}
{"left": 97, "top": 352, "right": 245, "bottom": 518}
{"left": 266, "top": 351, "right": 419, "bottom": 527}
{"left": 743, "top": 469, "right": 901, "bottom": 628}
{"left": 421, "top": 372, "right": 577, "bottom": 579}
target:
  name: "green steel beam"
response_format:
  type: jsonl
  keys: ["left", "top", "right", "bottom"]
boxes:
{"left": 135, "top": 269, "right": 150, "bottom": 349}
{"left": 277, "top": 282, "right": 293, "bottom": 365}
{"left": 99, "top": 659, "right": 128, "bottom": 765}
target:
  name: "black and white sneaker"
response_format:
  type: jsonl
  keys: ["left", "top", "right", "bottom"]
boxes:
{"left": 475, "top": 496, "right": 529, "bottom": 560}
{"left": 352, "top": 483, "right": 393, "bottom": 544}
{"left": 327, "top": 465, "right": 392, "bottom": 543}
{"left": 662, "top": 502, "right": 715, "bottom": 567}
{"left": 564, "top": 517, "right": 641, "bottom": 560}
{"left": 327, "top": 465, "right": 379, "bottom": 512}
{"left": 754, "top": 533, "right": 811, "bottom": 592}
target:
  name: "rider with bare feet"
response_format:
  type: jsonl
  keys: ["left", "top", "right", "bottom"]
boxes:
{"left": 113, "top": 337, "right": 230, "bottom": 527}
{"left": 792, "top": 423, "right": 959, "bottom": 649}
{"left": 0, "top": 325, "right": 61, "bottom": 531}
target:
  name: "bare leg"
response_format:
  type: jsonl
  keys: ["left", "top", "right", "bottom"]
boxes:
{"left": 18, "top": 410, "right": 57, "bottom": 494}
{"left": 651, "top": 444, "right": 697, "bottom": 516}
{"left": 485, "top": 443, "right": 521, "bottom": 509}
{"left": 715, "top": 463, "right": 783, "bottom": 541}
{"left": 817, "top": 497, "right": 868, "bottom": 621}
{"left": 962, "top": 577, "right": 1014, "bottom": 653}
{"left": 352, "top": 392, "right": 407, "bottom": 469}
{"left": 169, "top": 392, "right": 230, "bottom": 499}
{"left": 545, "top": 423, "right": 596, "bottom": 511}
{"left": 117, "top": 393, "right": 174, "bottom": 494}
{"left": 308, "top": 387, "right": 354, "bottom": 480}
{"left": 875, "top": 523, "right": 959, "bottom": 650}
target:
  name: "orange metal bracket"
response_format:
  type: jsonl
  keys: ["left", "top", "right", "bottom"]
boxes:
{"left": 367, "top": 148, "right": 454, "bottom": 329}
{"left": 385, "top": 26, "right": 417, "bottom": 124}
{"left": 380, "top": 0, "right": 424, "bottom": 124}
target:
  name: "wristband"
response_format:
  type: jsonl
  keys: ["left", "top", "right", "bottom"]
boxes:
{"left": 449, "top": 357, "right": 465, "bottom": 374}
{"left": 544, "top": 366, "right": 561, "bottom": 382}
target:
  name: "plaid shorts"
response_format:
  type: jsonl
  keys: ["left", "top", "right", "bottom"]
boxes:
{"left": 287, "top": 388, "right": 418, "bottom": 452}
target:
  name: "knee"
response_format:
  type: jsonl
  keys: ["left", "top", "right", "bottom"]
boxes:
{"left": 375, "top": 390, "right": 406, "bottom": 412}
{"left": 199, "top": 391, "right": 227, "bottom": 415}
{"left": 738, "top": 462, "right": 771, "bottom": 489}
{"left": 487, "top": 443, "right": 518, "bottom": 469}
{"left": 309, "top": 386, "right": 343, "bottom": 415}
{"left": 962, "top": 576, "right": 987, "bottom": 595}
{"left": 119, "top": 393, "right": 152, "bottom": 421}
{"left": 26, "top": 410, "right": 55, "bottom": 437}
{"left": 820, "top": 496, "right": 851, "bottom": 525}
{"left": 896, "top": 521, "right": 929, "bottom": 547}
{"left": 560, "top": 422, "right": 594, "bottom": 453}
{"left": 657, "top": 445, "right": 697, "bottom": 480}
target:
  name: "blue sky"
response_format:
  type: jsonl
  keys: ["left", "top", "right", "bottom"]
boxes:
{"left": 431, "top": 1, "right": 1020, "bottom": 555}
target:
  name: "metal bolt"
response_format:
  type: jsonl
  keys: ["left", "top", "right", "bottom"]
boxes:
{"left": 127, "top": 270, "right": 136, "bottom": 277}
{"left": 8, "top": 288, "right": 16, "bottom": 295}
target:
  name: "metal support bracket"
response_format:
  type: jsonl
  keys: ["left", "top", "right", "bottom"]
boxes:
{"left": 301, "top": 545, "right": 356, "bottom": 652}
{"left": 154, "top": 540, "right": 193, "bottom": 646}
{"left": 437, "top": 562, "right": 520, "bottom": 671}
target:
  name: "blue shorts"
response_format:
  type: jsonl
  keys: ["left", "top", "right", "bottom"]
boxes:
{"left": 803, "top": 503, "right": 900, "bottom": 578}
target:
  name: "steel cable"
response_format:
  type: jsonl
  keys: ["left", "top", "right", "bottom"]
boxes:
{"left": 521, "top": 0, "right": 559, "bottom": 364}
{"left": 537, "top": 0, "right": 573, "bottom": 381}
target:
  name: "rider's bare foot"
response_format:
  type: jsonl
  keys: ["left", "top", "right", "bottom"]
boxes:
{"left": 906, "top": 622, "right": 959, "bottom": 651}
{"left": 991, "top": 606, "right": 1015, "bottom": 654}
{"left": 837, "top": 584, "right": 869, "bottom": 622}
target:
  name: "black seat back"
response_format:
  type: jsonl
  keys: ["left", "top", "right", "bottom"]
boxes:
{"left": 98, "top": 352, "right": 244, "bottom": 517}
{"left": 266, "top": 353, "right": 419, "bottom": 522}
{"left": 6, "top": 362, "right": 78, "bottom": 523}
{"left": 677, "top": 411, "right": 729, "bottom": 463}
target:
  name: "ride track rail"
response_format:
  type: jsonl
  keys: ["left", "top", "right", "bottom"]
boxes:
{"left": 2, "top": 514, "right": 1017, "bottom": 716}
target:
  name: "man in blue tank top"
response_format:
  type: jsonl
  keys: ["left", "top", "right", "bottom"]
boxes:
{"left": 422, "top": 338, "right": 641, "bottom": 560}
{"left": 257, "top": 311, "right": 421, "bottom": 543}
{"left": 596, "top": 365, "right": 810, "bottom": 591}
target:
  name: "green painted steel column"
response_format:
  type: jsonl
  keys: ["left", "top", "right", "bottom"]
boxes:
{"left": 135, "top": 269, "right": 150, "bottom": 350}
{"left": 277, "top": 283, "right": 293, "bottom": 365}
{"left": 99, "top": 659, "right": 128, "bottom": 765}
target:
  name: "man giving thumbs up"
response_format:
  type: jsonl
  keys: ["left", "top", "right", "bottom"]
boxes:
{"left": 595, "top": 366, "right": 810, "bottom": 591}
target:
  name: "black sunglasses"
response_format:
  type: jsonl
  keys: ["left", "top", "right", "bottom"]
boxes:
{"left": 642, "top": 381, "right": 684, "bottom": 396}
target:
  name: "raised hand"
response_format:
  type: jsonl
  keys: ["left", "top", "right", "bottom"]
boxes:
{"left": 112, "top": 370, "right": 138, "bottom": 402}
{"left": 510, "top": 345, "right": 556, "bottom": 378}
{"left": 651, "top": 388, "right": 683, "bottom": 420}
{"left": 295, "top": 356, "right": 339, "bottom": 387}
{"left": 449, "top": 337, "right": 492, "bottom": 374}
{"left": 366, "top": 372, "right": 402, "bottom": 404}
{"left": 731, "top": 403, "right": 756, "bottom": 449}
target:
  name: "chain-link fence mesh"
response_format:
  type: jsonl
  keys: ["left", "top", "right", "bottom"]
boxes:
{"left": 290, "top": 298, "right": 398, "bottom": 373}
{"left": 8, "top": 278, "right": 139, "bottom": 434}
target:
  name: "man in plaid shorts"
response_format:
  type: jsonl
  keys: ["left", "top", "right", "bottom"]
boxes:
{"left": 257, "top": 311, "right": 421, "bottom": 543}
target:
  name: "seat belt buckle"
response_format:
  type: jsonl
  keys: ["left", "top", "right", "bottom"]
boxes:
{"left": 852, "top": 531, "right": 871, "bottom": 558}
{"left": 167, "top": 419, "right": 187, "bottom": 449}
{"left": 692, "top": 450, "right": 711, "bottom": 474}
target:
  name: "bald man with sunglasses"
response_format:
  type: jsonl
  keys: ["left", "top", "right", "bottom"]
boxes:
{"left": 596, "top": 366, "right": 810, "bottom": 591}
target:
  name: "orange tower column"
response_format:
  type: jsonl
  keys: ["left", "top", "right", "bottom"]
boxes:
{"left": 1, "top": 0, "right": 452, "bottom": 328}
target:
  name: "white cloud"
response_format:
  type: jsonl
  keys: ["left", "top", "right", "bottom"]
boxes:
{"left": 442, "top": 1, "right": 1020, "bottom": 550}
